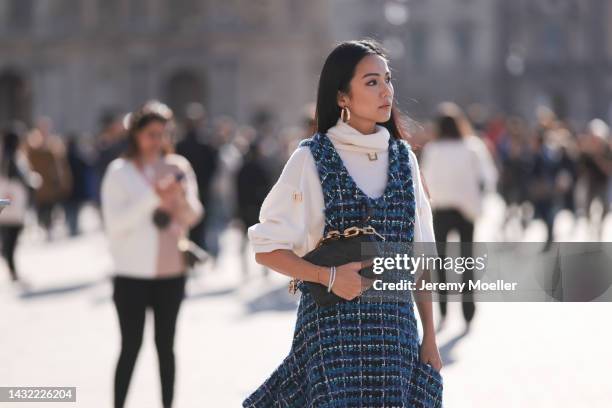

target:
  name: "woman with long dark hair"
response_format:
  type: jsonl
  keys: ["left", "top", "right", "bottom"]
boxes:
{"left": 244, "top": 40, "right": 442, "bottom": 407}
{"left": 101, "top": 100, "right": 203, "bottom": 408}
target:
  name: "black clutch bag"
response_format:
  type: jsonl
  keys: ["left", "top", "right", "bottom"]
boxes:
{"left": 290, "top": 226, "right": 385, "bottom": 307}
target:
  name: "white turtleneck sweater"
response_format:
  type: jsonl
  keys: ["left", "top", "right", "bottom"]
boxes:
{"left": 248, "top": 118, "right": 436, "bottom": 256}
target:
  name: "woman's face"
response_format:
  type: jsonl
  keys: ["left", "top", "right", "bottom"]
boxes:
{"left": 338, "top": 54, "right": 394, "bottom": 133}
{"left": 136, "top": 120, "right": 167, "bottom": 159}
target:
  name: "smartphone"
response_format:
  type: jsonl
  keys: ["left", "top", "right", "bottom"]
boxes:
{"left": 0, "top": 199, "right": 10, "bottom": 215}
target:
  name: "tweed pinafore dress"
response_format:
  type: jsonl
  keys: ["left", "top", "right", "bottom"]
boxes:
{"left": 243, "top": 133, "right": 443, "bottom": 407}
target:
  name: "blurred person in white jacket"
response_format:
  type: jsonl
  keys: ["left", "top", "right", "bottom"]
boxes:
{"left": 101, "top": 100, "right": 202, "bottom": 408}
{"left": 421, "top": 102, "right": 498, "bottom": 329}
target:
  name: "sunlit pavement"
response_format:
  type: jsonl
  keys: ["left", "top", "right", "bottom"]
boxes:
{"left": 1, "top": 196, "right": 611, "bottom": 407}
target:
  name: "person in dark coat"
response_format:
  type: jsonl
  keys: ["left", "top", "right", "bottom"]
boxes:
{"left": 93, "top": 113, "right": 128, "bottom": 208}
{"left": 236, "top": 140, "right": 272, "bottom": 275}
{"left": 175, "top": 103, "right": 218, "bottom": 250}
{"left": 64, "top": 133, "right": 95, "bottom": 236}
{"left": 526, "top": 130, "right": 561, "bottom": 251}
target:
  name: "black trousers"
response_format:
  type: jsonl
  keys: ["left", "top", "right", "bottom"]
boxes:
{"left": 36, "top": 203, "right": 55, "bottom": 232}
{"left": 1, "top": 225, "right": 22, "bottom": 280}
{"left": 112, "top": 275, "right": 186, "bottom": 408}
{"left": 432, "top": 209, "right": 476, "bottom": 324}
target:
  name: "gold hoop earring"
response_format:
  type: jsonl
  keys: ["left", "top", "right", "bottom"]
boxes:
{"left": 341, "top": 106, "right": 351, "bottom": 123}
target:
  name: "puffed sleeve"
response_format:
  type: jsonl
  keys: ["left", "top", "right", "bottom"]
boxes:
{"left": 409, "top": 149, "right": 438, "bottom": 256}
{"left": 248, "top": 147, "right": 323, "bottom": 256}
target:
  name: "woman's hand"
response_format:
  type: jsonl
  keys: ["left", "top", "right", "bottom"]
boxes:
{"left": 329, "top": 261, "right": 374, "bottom": 300}
{"left": 419, "top": 335, "right": 443, "bottom": 372}
{"left": 155, "top": 175, "right": 184, "bottom": 211}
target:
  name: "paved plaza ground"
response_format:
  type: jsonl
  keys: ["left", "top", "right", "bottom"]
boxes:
{"left": 2, "top": 196, "right": 611, "bottom": 407}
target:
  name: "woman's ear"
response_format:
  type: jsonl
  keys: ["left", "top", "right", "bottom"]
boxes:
{"left": 337, "top": 91, "right": 349, "bottom": 108}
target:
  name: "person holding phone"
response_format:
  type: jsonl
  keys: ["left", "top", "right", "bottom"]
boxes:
{"left": 101, "top": 100, "right": 203, "bottom": 408}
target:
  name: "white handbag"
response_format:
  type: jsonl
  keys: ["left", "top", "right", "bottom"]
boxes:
{"left": 0, "top": 176, "right": 28, "bottom": 225}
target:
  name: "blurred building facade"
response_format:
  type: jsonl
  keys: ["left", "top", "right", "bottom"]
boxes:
{"left": 332, "top": 0, "right": 612, "bottom": 126}
{"left": 1, "top": 0, "right": 612, "bottom": 133}
{"left": 0, "top": 0, "right": 330, "bottom": 132}
{"left": 498, "top": 0, "right": 612, "bottom": 124}
{"left": 330, "top": 0, "right": 499, "bottom": 121}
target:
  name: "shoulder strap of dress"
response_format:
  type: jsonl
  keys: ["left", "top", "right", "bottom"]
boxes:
{"left": 396, "top": 138, "right": 414, "bottom": 167}
{"left": 296, "top": 133, "right": 338, "bottom": 205}
{"left": 298, "top": 137, "right": 313, "bottom": 148}
{"left": 397, "top": 138, "right": 413, "bottom": 153}
{"left": 298, "top": 133, "right": 326, "bottom": 165}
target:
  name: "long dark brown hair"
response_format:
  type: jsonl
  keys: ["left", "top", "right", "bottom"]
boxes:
{"left": 314, "top": 39, "right": 411, "bottom": 141}
{"left": 123, "top": 100, "right": 174, "bottom": 159}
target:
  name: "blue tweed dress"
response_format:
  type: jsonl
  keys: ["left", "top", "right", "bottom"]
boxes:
{"left": 243, "top": 133, "right": 443, "bottom": 407}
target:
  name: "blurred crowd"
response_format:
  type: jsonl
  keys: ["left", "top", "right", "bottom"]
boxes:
{"left": 1, "top": 100, "right": 612, "bottom": 282}
{"left": 0, "top": 102, "right": 310, "bottom": 282}
{"left": 468, "top": 105, "right": 612, "bottom": 246}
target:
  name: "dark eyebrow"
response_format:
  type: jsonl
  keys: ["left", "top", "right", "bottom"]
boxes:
{"left": 362, "top": 72, "right": 391, "bottom": 79}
